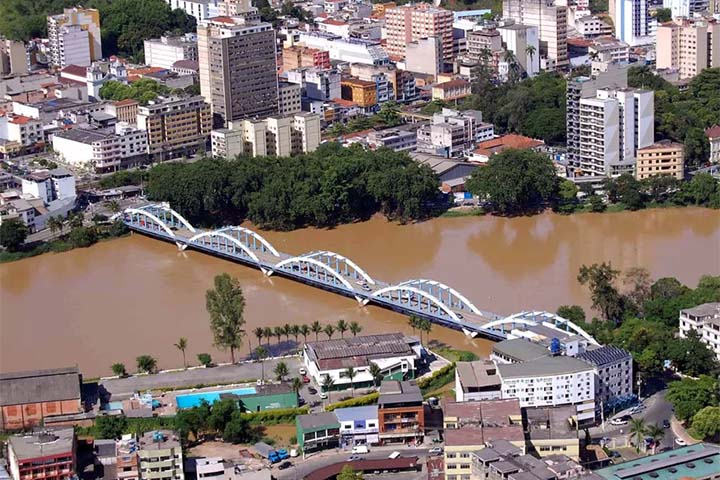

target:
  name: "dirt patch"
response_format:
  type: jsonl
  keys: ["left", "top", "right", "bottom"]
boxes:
{"left": 261, "top": 424, "right": 297, "bottom": 448}
{"left": 188, "top": 441, "right": 249, "bottom": 460}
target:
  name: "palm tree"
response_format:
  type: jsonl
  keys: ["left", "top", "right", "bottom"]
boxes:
{"left": 274, "top": 361, "right": 289, "bottom": 381}
{"left": 290, "top": 324, "right": 301, "bottom": 345}
{"left": 283, "top": 323, "right": 292, "bottom": 343}
{"left": 273, "top": 326, "right": 284, "bottom": 345}
{"left": 174, "top": 337, "right": 188, "bottom": 368}
{"left": 336, "top": 319, "right": 348, "bottom": 338}
{"left": 408, "top": 315, "right": 419, "bottom": 336}
{"left": 589, "top": 50, "right": 600, "bottom": 62}
{"left": 291, "top": 377, "right": 303, "bottom": 394}
{"left": 263, "top": 327, "right": 273, "bottom": 347}
{"left": 344, "top": 366, "right": 356, "bottom": 396}
{"left": 323, "top": 324, "right": 336, "bottom": 340}
{"left": 421, "top": 319, "right": 433, "bottom": 344}
{"left": 47, "top": 216, "right": 64, "bottom": 235}
{"left": 321, "top": 374, "right": 335, "bottom": 400}
{"left": 106, "top": 200, "right": 121, "bottom": 213}
{"left": 255, "top": 345, "right": 268, "bottom": 382}
{"left": 311, "top": 321, "right": 322, "bottom": 341}
{"left": 369, "top": 362, "right": 383, "bottom": 388}
{"left": 646, "top": 424, "right": 665, "bottom": 454}
{"left": 299, "top": 324, "right": 310, "bottom": 344}
{"left": 349, "top": 321, "right": 362, "bottom": 337}
{"left": 253, "top": 327, "right": 264, "bottom": 353}
{"left": 629, "top": 418, "right": 647, "bottom": 452}
{"left": 525, "top": 44, "right": 536, "bottom": 65}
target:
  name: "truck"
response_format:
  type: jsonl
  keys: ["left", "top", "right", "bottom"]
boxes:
{"left": 255, "top": 442, "right": 289, "bottom": 464}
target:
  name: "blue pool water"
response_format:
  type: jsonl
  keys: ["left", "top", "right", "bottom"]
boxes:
{"left": 176, "top": 387, "right": 257, "bottom": 409}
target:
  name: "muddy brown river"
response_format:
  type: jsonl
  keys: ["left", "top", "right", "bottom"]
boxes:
{"left": 1, "top": 207, "right": 718, "bottom": 376}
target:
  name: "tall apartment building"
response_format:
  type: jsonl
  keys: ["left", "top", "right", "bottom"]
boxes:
{"left": 503, "top": 0, "right": 568, "bottom": 69}
{"left": 576, "top": 87, "right": 654, "bottom": 177}
{"left": 278, "top": 81, "right": 302, "bottom": 115}
{"left": 8, "top": 428, "right": 76, "bottom": 480}
{"left": 0, "top": 39, "right": 28, "bottom": 76}
{"left": 285, "top": 68, "right": 342, "bottom": 102}
{"left": 498, "top": 24, "right": 541, "bottom": 77}
{"left": 663, "top": 0, "right": 709, "bottom": 18}
{"left": 404, "top": 37, "right": 442, "bottom": 78}
{"left": 679, "top": 303, "right": 720, "bottom": 362}
{"left": 167, "top": 0, "right": 221, "bottom": 21}
{"left": 144, "top": 34, "right": 198, "bottom": 70}
{"left": 635, "top": 140, "right": 685, "bottom": 180}
{"left": 210, "top": 113, "right": 321, "bottom": 158}
{"left": 137, "top": 431, "right": 183, "bottom": 480}
{"left": 613, "top": 0, "right": 656, "bottom": 46}
{"left": 197, "top": 15, "right": 278, "bottom": 126}
{"left": 656, "top": 17, "right": 720, "bottom": 80}
{"left": 47, "top": 8, "right": 102, "bottom": 67}
{"left": 282, "top": 46, "right": 331, "bottom": 72}
{"left": 377, "top": 381, "right": 425, "bottom": 445}
{"left": 385, "top": 4, "right": 454, "bottom": 62}
{"left": 566, "top": 64, "right": 628, "bottom": 177}
{"left": 136, "top": 96, "right": 212, "bottom": 160}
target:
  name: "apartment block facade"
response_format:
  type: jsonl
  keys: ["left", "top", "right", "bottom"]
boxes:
{"left": 385, "top": 4, "right": 454, "bottom": 62}
{"left": 144, "top": 34, "right": 198, "bottom": 70}
{"left": 503, "top": 0, "right": 568, "bottom": 69}
{"left": 8, "top": 428, "right": 76, "bottom": 480}
{"left": 656, "top": 17, "right": 720, "bottom": 80}
{"left": 377, "top": 381, "right": 425, "bottom": 444}
{"left": 47, "top": 8, "right": 102, "bottom": 67}
{"left": 679, "top": 303, "right": 720, "bottom": 362}
{"left": 635, "top": 140, "right": 684, "bottom": 180}
{"left": 282, "top": 46, "right": 331, "bottom": 72}
{"left": 137, "top": 431, "right": 183, "bottom": 480}
{"left": 613, "top": 0, "right": 656, "bottom": 46}
{"left": 136, "top": 96, "right": 212, "bottom": 160}
{"left": 197, "top": 16, "right": 278, "bottom": 126}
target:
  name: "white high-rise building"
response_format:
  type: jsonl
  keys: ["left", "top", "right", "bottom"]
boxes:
{"left": 663, "top": 0, "right": 709, "bottom": 18}
{"left": 679, "top": 303, "right": 720, "bottom": 362}
{"left": 503, "top": 0, "right": 568, "bottom": 69}
{"left": 613, "top": 0, "right": 656, "bottom": 46}
{"left": 498, "top": 23, "right": 541, "bottom": 77}
{"left": 166, "top": 0, "right": 221, "bottom": 21}
{"left": 577, "top": 87, "right": 654, "bottom": 177}
{"left": 47, "top": 7, "right": 102, "bottom": 67}
{"left": 144, "top": 34, "right": 198, "bottom": 70}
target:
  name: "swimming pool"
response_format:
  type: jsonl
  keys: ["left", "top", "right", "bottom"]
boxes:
{"left": 175, "top": 387, "right": 257, "bottom": 409}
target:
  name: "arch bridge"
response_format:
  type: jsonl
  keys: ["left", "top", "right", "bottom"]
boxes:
{"left": 123, "top": 205, "right": 594, "bottom": 343}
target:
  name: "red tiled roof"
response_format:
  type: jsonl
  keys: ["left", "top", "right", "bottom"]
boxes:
{"left": 434, "top": 79, "right": 469, "bottom": 90}
{"left": 331, "top": 98, "right": 357, "bottom": 107}
{"left": 473, "top": 133, "right": 544, "bottom": 157}
{"left": 114, "top": 99, "right": 139, "bottom": 106}
{"left": 60, "top": 64, "right": 87, "bottom": 77}
{"left": 9, "top": 115, "right": 34, "bottom": 125}
{"left": 568, "top": 38, "right": 592, "bottom": 48}
{"left": 706, "top": 125, "right": 720, "bottom": 138}
{"left": 305, "top": 457, "right": 420, "bottom": 480}
{"left": 322, "top": 19, "right": 348, "bottom": 26}
{"left": 444, "top": 425, "right": 524, "bottom": 446}
{"left": 211, "top": 16, "right": 236, "bottom": 24}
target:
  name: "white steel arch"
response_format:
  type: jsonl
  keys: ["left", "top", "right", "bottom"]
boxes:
{"left": 187, "top": 231, "right": 260, "bottom": 263}
{"left": 125, "top": 208, "right": 176, "bottom": 239}
{"left": 219, "top": 226, "right": 280, "bottom": 257}
{"left": 481, "top": 317, "right": 542, "bottom": 333}
{"left": 370, "top": 285, "right": 462, "bottom": 324}
{"left": 487, "top": 311, "right": 599, "bottom": 345}
{"left": 315, "top": 250, "right": 376, "bottom": 285}
{"left": 142, "top": 204, "right": 196, "bottom": 233}
{"left": 400, "top": 279, "right": 482, "bottom": 314}
{"left": 272, "top": 256, "right": 357, "bottom": 292}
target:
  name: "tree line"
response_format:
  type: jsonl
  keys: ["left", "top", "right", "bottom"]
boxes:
{"left": 145, "top": 143, "right": 440, "bottom": 230}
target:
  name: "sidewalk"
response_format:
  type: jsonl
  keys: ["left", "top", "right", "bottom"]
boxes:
{"left": 670, "top": 416, "right": 697, "bottom": 445}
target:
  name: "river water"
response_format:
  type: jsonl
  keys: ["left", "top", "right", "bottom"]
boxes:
{"left": 1, "top": 207, "right": 718, "bottom": 376}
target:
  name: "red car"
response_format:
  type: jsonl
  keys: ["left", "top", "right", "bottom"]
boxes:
{"left": 302, "top": 376, "right": 310, "bottom": 383}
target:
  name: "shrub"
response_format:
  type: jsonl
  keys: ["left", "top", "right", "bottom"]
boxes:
{"left": 111, "top": 363, "right": 127, "bottom": 377}
{"left": 240, "top": 406, "right": 309, "bottom": 425}
{"left": 417, "top": 363, "right": 456, "bottom": 395}
{"left": 136, "top": 355, "right": 157, "bottom": 374}
{"left": 197, "top": 353, "right": 213, "bottom": 367}
{"left": 325, "top": 392, "right": 380, "bottom": 411}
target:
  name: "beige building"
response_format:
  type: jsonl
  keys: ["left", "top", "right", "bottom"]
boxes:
{"left": 136, "top": 96, "right": 212, "bottom": 160}
{"left": 138, "top": 431, "right": 183, "bottom": 480}
{"left": 211, "top": 113, "right": 321, "bottom": 158}
{"left": 404, "top": 37, "right": 442, "bottom": 78}
{"left": 635, "top": 140, "right": 684, "bottom": 180}
{"left": 503, "top": 0, "right": 568, "bottom": 69}
{"left": 197, "top": 14, "right": 278, "bottom": 126}
{"left": 278, "top": 81, "right": 302, "bottom": 115}
{"left": 385, "top": 4, "right": 454, "bottom": 62}
{"left": 0, "top": 39, "right": 28, "bottom": 76}
{"left": 656, "top": 17, "right": 720, "bottom": 80}
{"left": 47, "top": 7, "right": 102, "bottom": 67}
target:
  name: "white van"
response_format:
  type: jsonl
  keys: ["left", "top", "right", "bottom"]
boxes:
{"left": 351, "top": 445, "right": 369, "bottom": 454}
{"left": 388, "top": 451, "right": 401, "bottom": 459}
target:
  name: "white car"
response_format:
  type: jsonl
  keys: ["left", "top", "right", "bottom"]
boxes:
{"left": 319, "top": 391, "right": 328, "bottom": 399}
{"left": 299, "top": 367, "right": 307, "bottom": 375}
{"left": 428, "top": 447, "right": 443, "bottom": 456}
{"left": 352, "top": 445, "right": 369, "bottom": 454}
{"left": 675, "top": 437, "right": 687, "bottom": 446}
{"left": 611, "top": 417, "right": 628, "bottom": 426}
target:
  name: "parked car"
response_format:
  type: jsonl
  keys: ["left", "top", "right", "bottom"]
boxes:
{"left": 278, "top": 461, "right": 292, "bottom": 470}
{"left": 663, "top": 419, "right": 671, "bottom": 429}
{"left": 388, "top": 451, "right": 401, "bottom": 459}
{"left": 302, "top": 376, "right": 310, "bottom": 383}
{"left": 352, "top": 445, "right": 369, "bottom": 454}
{"left": 299, "top": 367, "right": 307, "bottom": 375}
{"left": 675, "top": 437, "right": 687, "bottom": 446}
{"left": 308, "top": 387, "right": 318, "bottom": 395}
{"left": 611, "top": 417, "right": 628, "bottom": 426}
{"left": 428, "top": 447, "right": 443, "bottom": 456}
{"left": 319, "top": 391, "right": 328, "bottom": 399}
{"left": 347, "top": 455, "right": 360, "bottom": 461}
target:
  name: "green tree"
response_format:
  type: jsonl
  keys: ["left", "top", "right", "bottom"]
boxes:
{"left": 369, "top": 362, "right": 383, "bottom": 387}
{"left": 337, "top": 465, "right": 364, "bottom": 480}
{"left": 557, "top": 180, "right": 579, "bottom": 213}
{"left": 47, "top": 216, "right": 64, "bottom": 235}
{"left": 466, "top": 149, "right": 559, "bottom": 214}
{"left": 69, "top": 226, "right": 98, "bottom": 248}
{"left": 349, "top": 321, "right": 362, "bottom": 337}
{"left": 344, "top": 366, "right": 357, "bottom": 396}
{"left": 336, "top": 319, "right": 348, "bottom": 338}
{"left": 175, "top": 402, "right": 210, "bottom": 442}
{"left": 666, "top": 375, "right": 720, "bottom": 422}
{"left": 324, "top": 324, "right": 336, "bottom": 340}
{"left": 95, "top": 415, "right": 128, "bottom": 439}
{"left": 263, "top": 327, "right": 273, "bottom": 347}
{"left": 274, "top": 361, "right": 289, "bottom": 381}
{"left": 419, "top": 318, "right": 432, "bottom": 344}
{"left": 274, "top": 326, "right": 284, "bottom": 346}
{"left": 691, "top": 406, "right": 720, "bottom": 442}
{"left": 197, "top": 353, "right": 213, "bottom": 367}
{"left": 253, "top": 327, "right": 264, "bottom": 351}
{"left": 311, "top": 321, "right": 322, "bottom": 341}
{"left": 587, "top": 194, "right": 606, "bottom": 212}
{"left": 654, "top": 8, "right": 671, "bottom": 22}
{"left": 321, "top": 373, "right": 335, "bottom": 392}
{"left": 666, "top": 329, "right": 720, "bottom": 377}
{"left": 605, "top": 174, "right": 645, "bottom": 210}
{"left": 208, "top": 397, "right": 238, "bottom": 433}
{"left": 623, "top": 267, "right": 652, "bottom": 315}
{"left": 255, "top": 345, "right": 268, "bottom": 382}
{"left": 408, "top": 315, "right": 419, "bottom": 335}
{"left": 0, "top": 218, "right": 29, "bottom": 251}
{"left": 629, "top": 418, "right": 647, "bottom": 452}
{"left": 206, "top": 273, "right": 246, "bottom": 363}
{"left": 577, "top": 263, "right": 624, "bottom": 324}
{"left": 290, "top": 324, "right": 301, "bottom": 345}
{"left": 683, "top": 173, "right": 718, "bottom": 205}
{"left": 291, "top": 377, "right": 303, "bottom": 394}
{"left": 377, "top": 101, "right": 401, "bottom": 126}
{"left": 111, "top": 363, "right": 127, "bottom": 377}
{"left": 136, "top": 355, "right": 157, "bottom": 374}
{"left": 174, "top": 337, "right": 188, "bottom": 368}
{"left": 299, "top": 324, "right": 310, "bottom": 344}
{"left": 646, "top": 424, "right": 665, "bottom": 454}
{"left": 556, "top": 305, "right": 586, "bottom": 324}
{"left": 283, "top": 323, "right": 292, "bottom": 343}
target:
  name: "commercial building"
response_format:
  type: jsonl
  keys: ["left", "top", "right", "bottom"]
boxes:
{"left": 470, "top": 134, "right": 545, "bottom": 163}
{"left": 7, "top": 428, "right": 76, "bottom": 480}
{"left": 663, "top": 0, "right": 710, "bottom": 18}
{"left": 503, "top": 0, "right": 568, "bottom": 69}
{"left": 656, "top": 17, "right": 720, "bottom": 80}
{"left": 635, "top": 140, "right": 685, "bottom": 180}
{"left": 404, "top": 37, "right": 443, "bottom": 78}
{"left": 295, "top": 33, "right": 389, "bottom": 65}
{"left": 341, "top": 77, "right": 378, "bottom": 109}
{"left": 137, "top": 431, "right": 183, "bottom": 480}
{"left": 116, "top": 436, "right": 140, "bottom": 480}
{"left": 498, "top": 23, "right": 541, "bottom": 77}
{"left": 136, "top": 95, "right": 212, "bottom": 160}
{"left": 108, "top": 99, "right": 140, "bottom": 125}
{"left": 377, "top": 380, "right": 425, "bottom": 444}
{"left": 282, "top": 46, "right": 330, "bottom": 72}
{"left": 52, "top": 124, "right": 149, "bottom": 173}
{"left": 335, "top": 406, "right": 380, "bottom": 447}
{"left": 366, "top": 124, "right": 420, "bottom": 152}
{"left": 0, "top": 367, "right": 83, "bottom": 431}
{"left": 210, "top": 113, "right": 320, "bottom": 158}
{"left": 679, "top": 303, "right": 720, "bottom": 362}
{"left": 197, "top": 15, "right": 278, "bottom": 126}
{"left": 596, "top": 444, "right": 720, "bottom": 480}
{"left": 589, "top": 37, "right": 630, "bottom": 64}
{"left": 303, "top": 333, "right": 422, "bottom": 390}
{"left": 296, "top": 412, "right": 341, "bottom": 452}
{"left": 455, "top": 360, "right": 502, "bottom": 402}
{"left": 47, "top": 8, "right": 102, "bottom": 67}
{"left": 431, "top": 79, "right": 472, "bottom": 101}
{"left": 467, "top": 441, "right": 586, "bottom": 480}
{"left": 707, "top": 125, "right": 720, "bottom": 163}
{"left": 144, "top": 34, "right": 198, "bottom": 70}
{"left": 613, "top": 0, "right": 656, "bottom": 46}
{"left": 575, "top": 16, "right": 614, "bottom": 38}
{"left": 525, "top": 406, "right": 580, "bottom": 459}
{"left": 575, "top": 87, "right": 654, "bottom": 177}
{"left": 285, "top": 68, "right": 341, "bottom": 103}
{"left": 0, "top": 115, "right": 43, "bottom": 152}
{"left": 385, "top": 4, "right": 454, "bottom": 62}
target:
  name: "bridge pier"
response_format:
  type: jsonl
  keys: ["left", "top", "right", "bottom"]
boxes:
{"left": 176, "top": 242, "right": 186, "bottom": 251}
